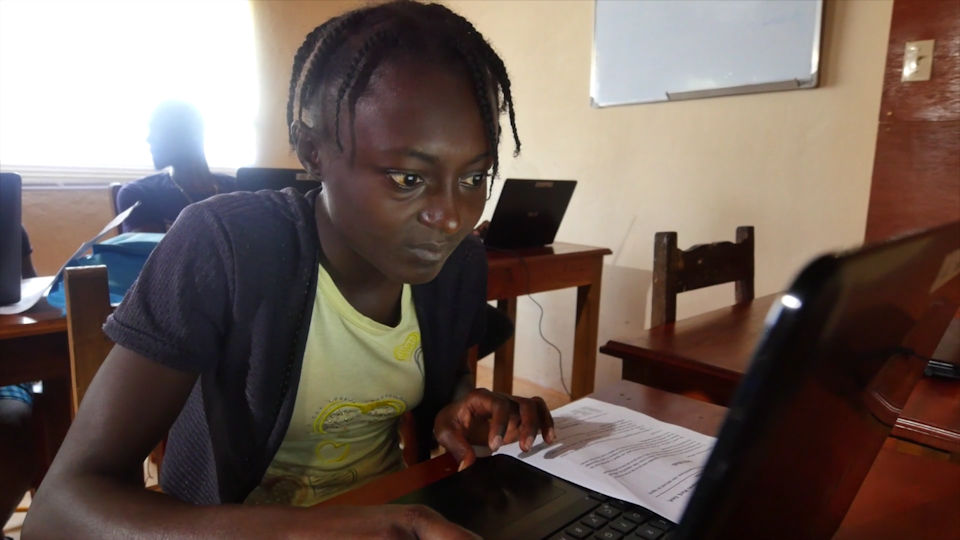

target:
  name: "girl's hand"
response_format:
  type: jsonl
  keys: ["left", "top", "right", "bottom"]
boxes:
{"left": 305, "top": 505, "right": 480, "bottom": 540}
{"left": 433, "top": 388, "right": 556, "bottom": 471}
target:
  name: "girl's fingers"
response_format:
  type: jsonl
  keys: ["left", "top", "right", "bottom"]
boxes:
{"left": 482, "top": 391, "right": 516, "bottom": 451}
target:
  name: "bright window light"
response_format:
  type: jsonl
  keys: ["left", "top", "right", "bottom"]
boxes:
{"left": 0, "top": 0, "right": 258, "bottom": 171}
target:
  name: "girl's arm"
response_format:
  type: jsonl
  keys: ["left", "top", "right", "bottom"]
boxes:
{"left": 25, "top": 345, "right": 475, "bottom": 539}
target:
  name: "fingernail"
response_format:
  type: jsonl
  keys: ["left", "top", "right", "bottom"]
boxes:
{"left": 548, "top": 428, "right": 557, "bottom": 442}
{"left": 526, "top": 436, "right": 535, "bottom": 449}
{"left": 458, "top": 460, "right": 467, "bottom": 472}
{"left": 491, "top": 435, "right": 503, "bottom": 450}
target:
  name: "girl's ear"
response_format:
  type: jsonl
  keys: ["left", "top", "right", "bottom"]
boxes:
{"left": 292, "top": 120, "right": 323, "bottom": 180}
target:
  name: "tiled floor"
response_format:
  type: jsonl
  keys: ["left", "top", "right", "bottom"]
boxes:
{"left": 2, "top": 367, "right": 568, "bottom": 538}
{"left": 3, "top": 492, "right": 28, "bottom": 540}
{"left": 474, "top": 359, "right": 571, "bottom": 411}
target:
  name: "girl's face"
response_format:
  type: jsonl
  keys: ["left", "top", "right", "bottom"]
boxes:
{"left": 305, "top": 58, "right": 492, "bottom": 285}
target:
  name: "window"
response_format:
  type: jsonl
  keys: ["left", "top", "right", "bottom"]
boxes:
{"left": 0, "top": 0, "right": 258, "bottom": 178}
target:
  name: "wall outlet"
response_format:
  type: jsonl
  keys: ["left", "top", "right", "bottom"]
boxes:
{"left": 902, "top": 39, "right": 935, "bottom": 82}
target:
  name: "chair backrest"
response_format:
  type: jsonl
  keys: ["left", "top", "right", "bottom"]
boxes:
{"left": 63, "top": 265, "right": 167, "bottom": 484}
{"left": 109, "top": 183, "right": 122, "bottom": 215}
{"left": 63, "top": 265, "right": 113, "bottom": 416}
{"left": 235, "top": 167, "right": 319, "bottom": 193}
{"left": 651, "top": 226, "right": 754, "bottom": 327}
{"left": 109, "top": 182, "right": 123, "bottom": 234}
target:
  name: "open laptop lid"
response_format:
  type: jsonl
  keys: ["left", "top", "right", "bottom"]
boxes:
{"left": 0, "top": 173, "right": 22, "bottom": 304}
{"left": 678, "top": 221, "right": 960, "bottom": 540}
{"left": 235, "top": 167, "right": 319, "bottom": 194}
{"left": 484, "top": 179, "right": 576, "bottom": 249}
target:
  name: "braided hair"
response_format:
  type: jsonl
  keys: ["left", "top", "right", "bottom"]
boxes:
{"left": 287, "top": 1, "right": 520, "bottom": 187}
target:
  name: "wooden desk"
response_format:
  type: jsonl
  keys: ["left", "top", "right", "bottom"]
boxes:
{"left": 600, "top": 294, "right": 960, "bottom": 455}
{"left": 0, "top": 245, "right": 612, "bottom": 478}
{"left": 1, "top": 297, "right": 67, "bottom": 384}
{"left": 601, "top": 294, "right": 777, "bottom": 405}
{"left": 323, "top": 380, "right": 960, "bottom": 539}
{"left": 0, "top": 297, "right": 72, "bottom": 482}
{"left": 486, "top": 243, "right": 612, "bottom": 399}
{"left": 325, "top": 380, "right": 727, "bottom": 509}
{"left": 1, "top": 244, "right": 614, "bottom": 400}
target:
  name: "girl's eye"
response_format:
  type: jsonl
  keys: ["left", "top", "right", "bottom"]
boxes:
{"left": 460, "top": 173, "right": 488, "bottom": 188}
{"left": 387, "top": 172, "right": 424, "bottom": 189}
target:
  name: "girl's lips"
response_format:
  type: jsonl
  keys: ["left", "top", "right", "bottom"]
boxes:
{"left": 408, "top": 243, "right": 447, "bottom": 262}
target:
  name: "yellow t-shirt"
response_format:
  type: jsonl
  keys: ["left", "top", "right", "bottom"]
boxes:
{"left": 245, "top": 263, "right": 424, "bottom": 506}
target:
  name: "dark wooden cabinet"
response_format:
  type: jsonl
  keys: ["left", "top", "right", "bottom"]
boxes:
{"left": 864, "top": 0, "right": 960, "bottom": 243}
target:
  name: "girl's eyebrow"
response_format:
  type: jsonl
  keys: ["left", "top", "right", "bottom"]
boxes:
{"left": 385, "top": 148, "right": 490, "bottom": 166}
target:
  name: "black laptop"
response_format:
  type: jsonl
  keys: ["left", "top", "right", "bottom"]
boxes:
{"left": 393, "top": 221, "right": 960, "bottom": 539}
{"left": 484, "top": 179, "right": 577, "bottom": 249}
{"left": 235, "top": 167, "right": 320, "bottom": 194}
{"left": 0, "top": 172, "right": 22, "bottom": 304}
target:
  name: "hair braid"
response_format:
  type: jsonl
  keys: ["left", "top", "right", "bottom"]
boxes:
{"left": 290, "top": 10, "right": 368, "bottom": 144}
{"left": 332, "top": 29, "right": 399, "bottom": 152}
{"left": 423, "top": 3, "right": 521, "bottom": 159}
{"left": 286, "top": 25, "right": 326, "bottom": 143}
{"left": 485, "top": 54, "right": 521, "bottom": 157}
{"left": 451, "top": 43, "right": 500, "bottom": 184}
{"left": 287, "top": 0, "right": 522, "bottom": 174}
{"left": 297, "top": 12, "right": 370, "bottom": 121}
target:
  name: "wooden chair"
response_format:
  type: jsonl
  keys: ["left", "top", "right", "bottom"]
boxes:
{"left": 63, "top": 266, "right": 165, "bottom": 483}
{"left": 601, "top": 226, "right": 754, "bottom": 404}
{"left": 64, "top": 266, "right": 114, "bottom": 416}
{"left": 109, "top": 182, "right": 123, "bottom": 234}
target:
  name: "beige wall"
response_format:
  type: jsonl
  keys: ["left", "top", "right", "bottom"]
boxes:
{"left": 458, "top": 0, "right": 891, "bottom": 392}
{"left": 21, "top": 0, "right": 893, "bottom": 395}
{"left": 250, "top": 0, "right": 363, "bottom": 169}
{"left": 23, "top": 187, "right": 116, "bottom": 275}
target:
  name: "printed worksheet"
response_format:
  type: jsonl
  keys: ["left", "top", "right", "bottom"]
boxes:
{"left": 495, "top": 397, "right": 716, "bottom": 522}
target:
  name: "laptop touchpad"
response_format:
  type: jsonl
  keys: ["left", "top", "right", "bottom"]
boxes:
{"left": 391, "top": 455, "right": 592, "bottom": 539}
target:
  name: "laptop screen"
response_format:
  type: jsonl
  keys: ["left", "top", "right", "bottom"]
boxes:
{"left": 0, "top": 172, "right": 22, "bottom": 304}
{"left": 484, "top": 179, "right": 576, "bottom": 249}
{"left": 236, "top": 167, "right": 319, "bottom": 194}
{"left": 679, "top": 222, "right": 960, "bottom": 539}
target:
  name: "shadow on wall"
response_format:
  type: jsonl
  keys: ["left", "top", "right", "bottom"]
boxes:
{"left": 596, "top": 264, "right": 653, "bottom": 388}
{"left": 472, "top": 264, "right": 652, "bottom": 395}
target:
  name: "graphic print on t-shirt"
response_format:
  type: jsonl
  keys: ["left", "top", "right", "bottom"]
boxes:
{"left": 245, "top": 264, "right": 425, "bottom": 507}
{"left": 313, "top": 395, "right": 408, "bottom": 434}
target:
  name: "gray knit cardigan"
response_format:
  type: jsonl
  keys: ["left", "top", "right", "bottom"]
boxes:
{"left": 104, "top": 188, "right": 489, "bottom": 504}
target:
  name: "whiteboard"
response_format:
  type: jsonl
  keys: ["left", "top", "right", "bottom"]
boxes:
{"left": 591, "top": 0, "right": 823, "bottom": 107}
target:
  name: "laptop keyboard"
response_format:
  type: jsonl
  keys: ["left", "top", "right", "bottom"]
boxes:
{"left": 547, "top": 493, "right": 676, "bottom": 540}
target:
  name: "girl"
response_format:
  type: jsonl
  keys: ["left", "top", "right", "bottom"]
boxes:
{"left": 26, "top": 2, "right": 554, "bottom": 538}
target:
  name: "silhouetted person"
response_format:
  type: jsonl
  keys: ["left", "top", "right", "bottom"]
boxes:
{"left": 117, "top": 101, "right": 235, "bottom": 233}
